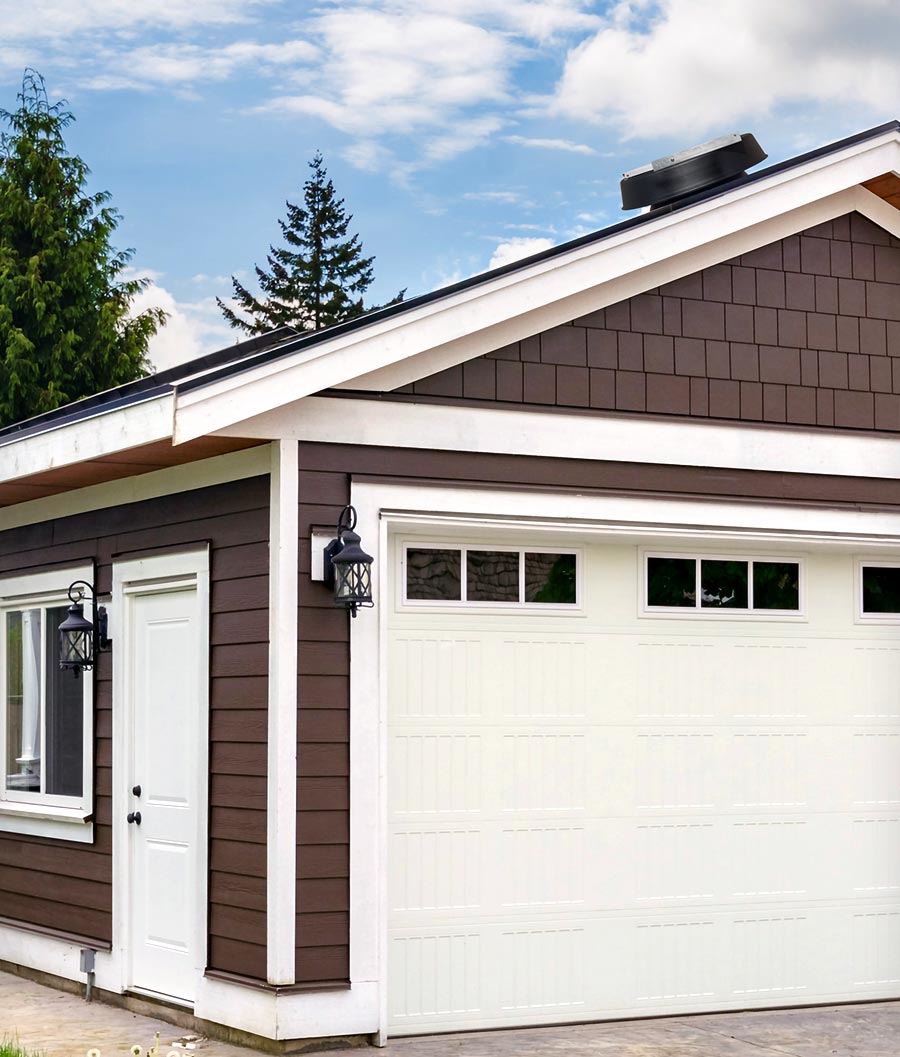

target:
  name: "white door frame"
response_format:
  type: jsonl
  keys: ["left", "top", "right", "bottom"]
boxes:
{"left": 111, "top": 548, "right": 210, "bottom": 1002}
{"left": 346, "top": 481, "right": 900, "bottom": 1042}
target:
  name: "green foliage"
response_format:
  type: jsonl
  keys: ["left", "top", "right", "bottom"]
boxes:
{"left": 0, "top": 1037, "right": 41, "bottom": 1057}
{"left": 0, "top": 70, "right": 165, "bottom": 428}
{"left": 218, "top": 152, "right": 403, "bottom": 335}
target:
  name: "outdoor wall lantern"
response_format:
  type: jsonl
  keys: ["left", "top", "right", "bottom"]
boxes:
{"left": 324, "top": 505, "right": 374, "bottom": 617}
{"left": 58, "top": 581, "right": 110, "bottom": 676}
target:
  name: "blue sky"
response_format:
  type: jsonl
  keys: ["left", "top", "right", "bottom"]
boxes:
{"left": 4, "top": 0, "right": 900, "bottom": 369}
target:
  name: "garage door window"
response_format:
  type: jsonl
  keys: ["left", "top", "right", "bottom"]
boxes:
{"left": 860, "top": 563, "right": 900, "bottom": 618}
{"left": 646, "top": 554, "right": 801, "bottom": 614}
{"left": 404, "top": 545, "right": 578, "bottom": 607}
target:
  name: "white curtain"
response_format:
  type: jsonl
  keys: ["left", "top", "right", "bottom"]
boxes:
{"left": 16, "top": 609, "right": 41, "bottom": 782}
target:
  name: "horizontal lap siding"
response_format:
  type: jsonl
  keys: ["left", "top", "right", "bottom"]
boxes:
{"left": 0, "top": 476, "right": 269, "bottom": 980}
{"left": 296, "top": 438, "right": 900, "bottom": 985}
{"left": 297, "top": 467, "right": 351, "bottom": 984}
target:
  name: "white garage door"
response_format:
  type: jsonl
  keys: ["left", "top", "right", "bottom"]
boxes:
{"left": 387, "top": 537, "right": 900, "bottom": 1035}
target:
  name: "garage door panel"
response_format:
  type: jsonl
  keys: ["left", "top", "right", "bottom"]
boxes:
{"left": 388, "top": 542, "right": 900, "bottom": 1034}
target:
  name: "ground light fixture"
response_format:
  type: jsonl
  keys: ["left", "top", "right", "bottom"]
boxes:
{"left": 324, "top": 505, "right": 374, "bottom": 617}
{"left": 58, "top": 580, "right": 110, "bottom": 675}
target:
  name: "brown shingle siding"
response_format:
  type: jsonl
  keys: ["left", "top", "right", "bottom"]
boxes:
{"left": 400, "top": 211, "right": 900, "bottom": 432}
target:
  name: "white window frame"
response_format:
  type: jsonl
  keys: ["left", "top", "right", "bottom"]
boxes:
{"left": 0, "top": 565, "right": 94, "bottom": 842}
{"left": 855, "top": 559, "right": 900, "bottom": 624}
{"left": 640, "top": 550, "right": 806, "bottom": 621}
{"left": 399, "top": 541, "right": 583, "bottom": 612}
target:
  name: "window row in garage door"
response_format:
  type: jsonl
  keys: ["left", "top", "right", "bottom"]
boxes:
{"left": 388, "top": 540, "right": 900, "bottom": 1034}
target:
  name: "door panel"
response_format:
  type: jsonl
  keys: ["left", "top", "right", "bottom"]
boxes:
{"left": 387, "top": 543, "right": 900, "bottom": 1034}
{"left": 127, "top": 584, "right": 204, "bottom": 1003}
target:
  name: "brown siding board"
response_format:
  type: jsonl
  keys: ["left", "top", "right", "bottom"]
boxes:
{"left": 211, "top": 871, "right": 267, "bottom": 912}
{"left": 210, "top": 937, "right": 266, "bottom": 981}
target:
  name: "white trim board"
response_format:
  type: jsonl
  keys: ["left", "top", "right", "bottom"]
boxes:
{"left": 218, "top": 394, "right": 900, "bottom": 482}
{"left": 172, "top": 138, "right": 900, "bottom": 443}
{"left": 0, "top": 445, "right": 270, "bottom": 532}
{"left": 0, "top": 393, "right": 174, "bottom": 484}
{"left": 266, "top": 440, "right": 298, "bottom": 985}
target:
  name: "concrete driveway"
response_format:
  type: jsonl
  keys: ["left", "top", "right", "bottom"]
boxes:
{"left": 1, "top": 970, "right": 899, "bottom": 1056}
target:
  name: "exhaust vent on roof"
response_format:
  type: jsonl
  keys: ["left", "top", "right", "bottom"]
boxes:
{"left": 620, "top": 132, "right": 767, "bottom": 212}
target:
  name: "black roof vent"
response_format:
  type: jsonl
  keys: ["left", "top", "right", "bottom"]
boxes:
{"left": 620, "top": 132, "right": 767, "bottom": 211}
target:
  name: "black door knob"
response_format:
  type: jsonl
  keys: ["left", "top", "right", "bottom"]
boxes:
{"left": 132, "top": 785, "right": 141, "bottom": 797}
{"left": 126, "top": 811, "right": 142, "bottom": 825}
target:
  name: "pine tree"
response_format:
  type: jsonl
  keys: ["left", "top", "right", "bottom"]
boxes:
{"left": 218, "top": 152, "right": 403, "bottom": 335}
{"left": 0, "top": 70, "right": 165, "bottom": 428}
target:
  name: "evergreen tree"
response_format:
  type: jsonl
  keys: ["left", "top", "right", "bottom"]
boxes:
{"left": 0, "top": 70, "right": 165, "bottom": 428}
{"left": 218, "top": 152, "right": 403, "bottom": 334}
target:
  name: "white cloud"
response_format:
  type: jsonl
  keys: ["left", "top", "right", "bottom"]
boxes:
{"left": 130, "top": 280, "right": 234, "bottom": 372}
{"left": 108, "top": 40, "right": 316, "bottom": 89}
{"left": 487, "top": 236, "right": 555, "bottom": 269}
{"left": 257, "top": 1, "right": 597, "bottom": 171}
{"left": 550, "top": 0, "right": 900, "bottom": 139}
{"left": 505, "top": 134, "right": 596, "bottom": 154}
{"left": 464, "top": 190, "right": 532, "bottom": 205}
{"left": 3, "top": 0, "right": 275, "bottom": 40}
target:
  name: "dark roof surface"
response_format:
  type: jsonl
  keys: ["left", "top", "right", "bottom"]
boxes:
{"left": 3, "top": 119, "right": 898, "bottom": 447}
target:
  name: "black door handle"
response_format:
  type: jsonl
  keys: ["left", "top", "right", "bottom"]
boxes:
{"left": 132, "top": 784, "right": 141, "bottom": 798}
{"left": 127, "top": 811, "right": 142, "bottom": 825}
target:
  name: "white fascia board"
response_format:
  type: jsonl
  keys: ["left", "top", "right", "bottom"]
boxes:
{"left": 217, "top": 394, "right": 900, "bottom": 482}
{"left": 0, "top": 393, "right": 174, "bottom": 485}
{"left": 173, "top": 133, "right": 900, "bottom": 444}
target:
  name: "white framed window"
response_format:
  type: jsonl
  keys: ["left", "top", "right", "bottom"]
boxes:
{"left": 400, "top": 543, "right": 581, "bottom": 610}
{"left": 856, "top": 560, "right": 900, "bottom": 623}
{"left": 642, "top": 551, "right": 804, "bottom": 619}
{"left": 0, "top": 566, "right": 95, "bottom": 842}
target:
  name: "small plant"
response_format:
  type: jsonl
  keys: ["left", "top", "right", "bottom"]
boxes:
{"left": 1, "top": 1038, "right": 40, "bottom": 1057}
{"left": 84, "top": 1035, "right": 179, "bottom": 1057}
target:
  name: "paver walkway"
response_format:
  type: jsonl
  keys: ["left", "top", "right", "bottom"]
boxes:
{"left": 2, "top": 971, "right": 900, "bottom": 1056}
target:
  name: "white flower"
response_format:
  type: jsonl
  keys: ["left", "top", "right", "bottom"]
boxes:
{"left": 131, "top": 1047, "right": 142, "bottom": 1056}
{"left": 87, "top": 1049, "right": 101, "bottom": 1057}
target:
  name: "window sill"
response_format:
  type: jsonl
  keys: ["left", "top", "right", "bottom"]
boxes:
{"left": 0, "top": 802, "right": 93, "bottom": 843}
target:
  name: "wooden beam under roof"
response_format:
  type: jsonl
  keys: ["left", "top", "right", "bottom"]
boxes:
{"left": 0, "top": 435, "right": 265, "bottom": 509}
{"left": 863, "top": 173, "right": 900, "bottom": 210}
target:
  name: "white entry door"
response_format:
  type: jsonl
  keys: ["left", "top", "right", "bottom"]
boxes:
{"left": 116, "top": 553, "right": 209, "bottom": 1005}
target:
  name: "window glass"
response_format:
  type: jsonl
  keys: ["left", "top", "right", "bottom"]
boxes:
{"left": 647, "top": 557, "right": 696, "bottom": 607}
{"left": 862, "top": 565, "right": 900, "bottom": 614}
{"left": 701, "top": 560, "right": 748, "bottom": 608}
{"left": 44, "top": 606, "right": 83, "bottom": 797}
{"left": 753, "top": 562, "right": 800, "bottom": 610}
{"left": 525, "top": 553, "right": 577, "bottom": 604}
{"left": 6, "top": 609, "right": 41, "bottom": 793}
{"left": 467, "top": 550, "right": 519, "bottom": 602}
{"left": 406, "top": 548, "right": 462, "bottom": 601}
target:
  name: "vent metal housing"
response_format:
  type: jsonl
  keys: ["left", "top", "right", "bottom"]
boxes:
{"left": 620, "top": 133, "right": 767, "bottom": 211}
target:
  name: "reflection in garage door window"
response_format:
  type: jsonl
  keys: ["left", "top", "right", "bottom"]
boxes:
{"left": 861, "top": 565, "right": 900, "bottom": 614}
{"left": 402, "top": 545, "right": 579, "bottom": 607}
{"left": 647, "top": 557, "right": 696, "bottom": 607}
{"left": 646, "top": 554, "right": 801, "bottom": 614}
{"left": 525, "top": 553, "right": 577, "bottom": 604}
{"left": 467, "top": 551, "right": 519, "bottom": 602}
{"left": 405, "top": 548, "right": 462, "bottom": 600}
{"left": 753, "top": 562, "right": 800, "bottom": 610}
